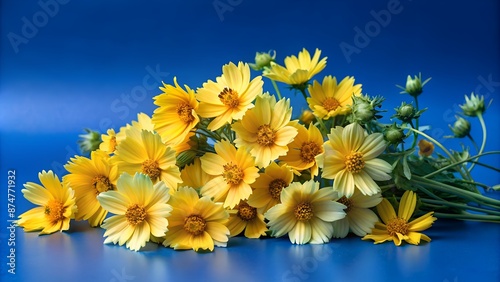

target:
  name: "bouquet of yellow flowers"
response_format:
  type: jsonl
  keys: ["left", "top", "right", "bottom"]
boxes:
{"left": 16, "top": 48, "right": 499, "bottom": 252}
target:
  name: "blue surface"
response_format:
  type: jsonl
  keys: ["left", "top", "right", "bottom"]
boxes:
{"left": 1, "top": 0, "right": 500, "bottom": 281}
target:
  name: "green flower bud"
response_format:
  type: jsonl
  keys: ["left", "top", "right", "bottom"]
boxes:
{"left": 77, "top": 128, "right": 102, "bottom": 154}
{"left": 348, "top": 94, "right": 385, "bottom": 125}
{"left": 460, "top": 92, "right": 486, "bottom": 117}
{"left": 448, "top": 116, "right": 471, "bottom": 138}
{"left": 392, "top": 102, "right": 426, "bottom": 124}
{"left": 249, "top": 50, "right": 276, "bottom": 71}
{"left": 384, "top": 123, "right": 405, "bottom": 145}
{"left": 397, "top": 73, "right": 431, "bottom": 97}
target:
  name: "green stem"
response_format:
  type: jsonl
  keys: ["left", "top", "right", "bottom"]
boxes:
{"left": 299, "top": 87, "right": 308, "bottom": 101}
{"left": 270, "top": 79, "right": 282, "bottom": 100}
{"left": 422, "top": 151, "right": 500, "bottom": 178}
{"left": 433, "top": 212, "right": 500, "bottom": 222}
{"left": 468, "top": 112, "right": 487, "bottom": 172}
{"left": 420, "top": 198, "right": 500, "bottom": 216}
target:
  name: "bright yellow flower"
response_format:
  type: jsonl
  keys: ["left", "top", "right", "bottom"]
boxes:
{"left": 232, "top": 93, "right": 298, "bottom": 168}
{"left": 307, "top": 75, "right": 362, "bottom": 119}
{"left": 163, "top": 186, "right": 229, "bottom": 252}
{"left": 265, "top": 180, "right": 346, "bottom": 244}
{"left": 316, "top": 122, "right": 392, "bottom": 197}
{"left": 278, "top": 122, "right": 323, "bottom": 177}
{"left": 111, "top": 129, "right": 182, "bottom": 192}
{"left": 152, "top": 77, "right": 200, "bottom": 145}
{"left": 179, "top": 157, "right": 215, "bottom": 191}
{"left": 197, "top": 61, "right": 263, "bottom": 131}
{"left": 64, "top": 150, "right": 118, "bottom": 227}
{"left": 362, "top": 190, "right": 437, "bottom": 246}
{"left": 332, "top": 189, "right": 382, "bottom": 238}
{"left": 99, "top": 128, "right": 118, "bottom": 154}
{"left": 248, "top": 162, "right": 294, "bottom": 213}
{"left": 200, "top": 139, "right": 260, "bottom": 209}
{"left": 100, "top": 112, "right": 154, "bottom": 154}
{"left": 226, "top": 201, "right": 268, "bottom": 238}
{"left": 263, "top": 48, "right": 327, "bottom": 87}
{"left": 97, "top": 173, "right": 172, "bottom": 251}
{"left": 17, "top": 170, "right": 77, "bottom": 235}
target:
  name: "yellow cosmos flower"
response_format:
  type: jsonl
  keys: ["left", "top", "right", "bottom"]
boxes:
{"left": 17, "top": 170, "right": 77, "bottom": 235}
{"left": 332, "top": 190, "right": 382, "bottom": 238}
{"left": 97, "top": 173, "right": 172, "bottom": 251}
{"left": 316, "top": 122, "right": 392, "bottom": 197}
{"left": 278, "top": 122, "right": 323, "bottom": 177}
{"left": 111, "top": 129, "right": 182, "bottom": 192}
{"left": 307, "top": 75, "right": 362, "bottom": 119}
{"left": 200, "top": 139, "right": 260, "bottom": 209}
{"left": 179, "top": 157, "right": 215, "bottom": 191}
{"left": 152, "top": 77, "right": 200, "bottom": 145}
{"left": 232, "top": 93, "right": 298, "bottom": 168}
{"left": 247, "top": 162, "right": 294, "bottom": 213}
{"left": 197, "top": 61, "right": 263, "bottom": 131}
{"left": 265, "top": 180, "right": 346, "bottom": 244}
{"left": 99, "top": 128, "right": 118, "bottom": 154}
{"left": 163, "top": 186, "right": 229, "bottom": 252}
{"left": 362, "top": 190, "right": 437, "bottom": 246}
{"left": 64, "top": 150, "right": 118, "bottom": 227}
{"left": 263, "top": 48, "right": 327, "bottom": 87}
{"left": 226, "top": 201, "right": 268, "bottom": 238}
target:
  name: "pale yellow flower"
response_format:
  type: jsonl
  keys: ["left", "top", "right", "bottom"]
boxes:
{"left": 263, "top": 48, "right": 327, "bottom": 87}
{"left": 17, "top": 170, "right": 77, "bottom": 235}
{"left": 197, "top": 61, "right": 263, "bottom": 130}
{"left": 226, "top": 201, "right": 268, "bottom": 238}
{"left": 179, "top": 157, "right": 215, "bottom": 191}
{"left": 97, "top": 173, "right": 172, "bottom": 251}
{"left": 163, "top": 186, "right": 229, "bottom": 252}
{"left": 265, "top": 180, "right": 346, "bottom": 244}
{"left": 232, "top": 93, "right": 298, "bottom": 168}
{"left": 64, "top": 150, "right": 118, "bottom": 227}
{"left": 316, "top": 122, "right": 392, "bottom": 197}
{"left": 307, "top": 75, "right": 362, "bottom": 119}
{"left": 363, "top": 190, "right": 437, "bottom": 246}
{"left": 200, "top": 139, "right": 260, "bottom": 209}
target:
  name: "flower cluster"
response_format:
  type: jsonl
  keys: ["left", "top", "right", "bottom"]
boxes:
{"left": 18, "top": 48, "right": 499, "bottom": 252}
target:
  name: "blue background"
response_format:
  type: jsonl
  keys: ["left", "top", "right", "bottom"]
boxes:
{"left": 1, "top": 0, "right": 499, "bottom": 281}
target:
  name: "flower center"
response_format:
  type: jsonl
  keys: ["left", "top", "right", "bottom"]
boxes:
{"left": 323, "top": 97, "right": 341, "bottom": 112}
{"left": 237, "top": 202, "right": 257, "bottom": 221}
{"left": 218, "top": 87, "right": 240, "bottom": 108}
{"left": 386, "top": 217, "right": 409, "bottom": 236}
{"left": 269, "top": 178, "right": 287, "bottom": 200}
{"left": 300, "top": 141, "right": 322, "bottom": 163}
{"left": 176, "top": 102, "right": 195, "bottom": 123}
{"left": 222, "top": 163, "right": 244, "bottom": 185}
{"left": 345, "top": 152, "right": 365, "bottom": 173}
{"left": 256, "top": 124, "right": 276, "bottom": 146}
{"left": 44, "top": 199, "right": 66, "bottom": 224}
{"left": 92, "top": 175, "right": 114, "bottom": 195}
{"left": 294, "top": 202, "right": 313, "bottom": 221}
{"left": 184, "top": 215, "right": 206, "bottom": 236}
{"left": 125, "top": 204, "right": 147, "bottom": 225}
{"left": 337, "top": 196, "right": 353, "bottom": 213}
{"left": 142, "top": 159, "right": 161, "bottom": 182}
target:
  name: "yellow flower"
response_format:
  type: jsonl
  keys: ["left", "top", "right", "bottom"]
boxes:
{"left": 226, "top": 201, "right": 268, "bottom": 238}
{"left": 97, "top": 173, "right": 172, "bottom": 251}
{"left": 362, "top": 190, "right": 437, "bottom": 246}
{"left": 179, "top": 157, "right": 215, "bottom": 191}
{"left": 64, "top": 150, "right": 118, "bottom": 227}
{"left": 232, "top": 93, "right": 298, "bottom": 168}
{"left": 100, "top": 112, "right": 154, "bottom": 154}
{"left": 316, "top": 122, "right": 392, "bottom": 197}
{"left": 17, "top": 170, "right": 77, "bottom": 235}
{"left": 265, "top": 180, "right": 346, "bottom": 244}
{"left": 111, "top": 129, "right": 182, "bottom": 192}
{"left": 248, "top": 162, "right": 294, "bottom": 213}
{"left": 332, "top": 190, "right": 382, "bottom": 238}
{"left": 263, "top": 48, "right": 327, "bottom": 87}
{"left": 152, "top": 77, "right": 200, "bottom": 145}
{"left": 200, "top": 139, "right": 260, "bottom": 209}
{"left": 197, "top": 62, "right": 263, "bottom": 131}
{"left": 278, "top": 122, "right": 323, "bottom": 177}
{"left": 307, "top": 75, "right": 362, "bottom": 119}
{"left": 99, "top": 128, "right": 118, "bottom": 154}
{"left": 163, "top": 186, "right": 229, "bottom": 252}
